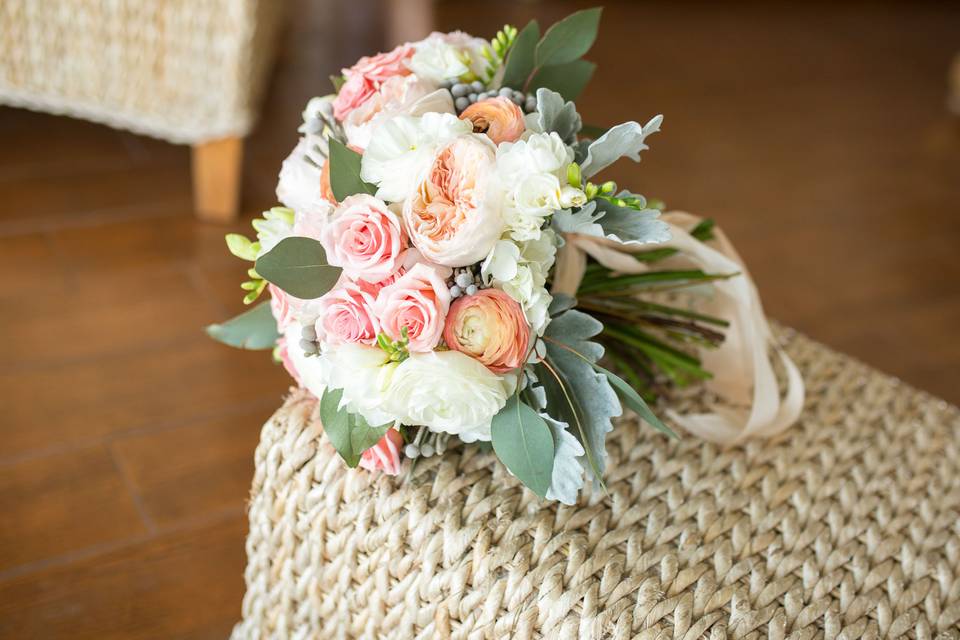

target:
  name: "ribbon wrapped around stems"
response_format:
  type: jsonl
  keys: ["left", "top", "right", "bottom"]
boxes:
{"left": 552, "top": 211, "right": 804, "bottom": 445}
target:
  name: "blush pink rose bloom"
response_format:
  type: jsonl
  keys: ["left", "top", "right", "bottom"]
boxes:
{"left": 443, "top": 288, "right": 530, "bottom": 373}
{"left": 321, "top": 194, "right": 408, "bottom": 283}
{"left": 333, "top": 44, "right": 415, "bottom": 121}
{"left": 342, "top": 75, "right": 438, "bottom": 149}
{"left": 314, "top": 278, "right": 380, "bottom": 346}
{"left": 359, "top": 429, "right": 403, "bottom": 476}
{"left": 403, "top": 135, "right": 504, "bottom": 267}
{"left": 269, "top": 284, "right": 299, "bottom": 331}
{"left": 460, "top": 97, "right": 526, "bottom": 145}
{"left": 373, "top": 262, "right": 451, "bottom": 352}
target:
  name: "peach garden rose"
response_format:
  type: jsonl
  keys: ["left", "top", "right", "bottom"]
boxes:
{"left": 403, "top": 135, "right": 504, "bottom": 267}
{"left": 443, "top": 288, "right": 530, "bottom": 373}
{"left": 320, "top": 194, "right": 408, "bottom": 283}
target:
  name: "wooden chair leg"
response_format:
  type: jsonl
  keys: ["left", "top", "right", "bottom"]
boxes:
{"left": 192, "top": 136, "right": 243, "bottom": 223}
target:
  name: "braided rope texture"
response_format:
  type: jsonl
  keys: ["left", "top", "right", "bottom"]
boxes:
{"left": 0, "top": 0, "right": 285, "bottom": 144}
{"left": 232, "top": 328, "right": 960, "bottom": 639}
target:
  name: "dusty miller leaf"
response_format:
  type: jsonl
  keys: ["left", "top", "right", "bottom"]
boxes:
{"left": 533, "top": 88, "right": 582, "bottom": 144}
{"left": 542, "top": 412, "right": 585, "bottom": 505}
{"left": 538, "top": 309, "right": 622, "bottom": 481}
{"left": 579, "top": 115, "right": 663, "bottom": 178}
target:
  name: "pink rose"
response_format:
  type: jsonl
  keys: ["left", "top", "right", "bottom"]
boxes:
{"left": 321, "top": 194, "right": 408, "bottom": 283}
{"left": 460, "top": 97, "right": 526, "bottom": 145}
{"left": 314, "top": 278, "right": 380, "bottom": 345}
{"left": 443, "top": 288, "right": 530, "bottom": 373}
{"left": 275, "top": 336, "right": 302, "bottom": 386}
{"left": 333, "top": 44, "right": 415, "bottom": 121}
{"left": 269, "top": 284, "right": 298, "bottom": 331}
{"left": 373, "top": 263, "right": 451, "bottom": 352}
{"left": 403, "top": 136, "right": 504, "bottom": 267}
{"left": 359, "top": 429, "right": 403, "bottom": 476}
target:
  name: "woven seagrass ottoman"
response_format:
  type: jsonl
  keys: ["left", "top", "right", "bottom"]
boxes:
{"left": 231, "top": 328, "right": 960, "bottom": 639}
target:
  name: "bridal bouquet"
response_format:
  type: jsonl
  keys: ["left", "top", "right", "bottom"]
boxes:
{"left": 208, "top": 9, "right": 774, "bottom": 503}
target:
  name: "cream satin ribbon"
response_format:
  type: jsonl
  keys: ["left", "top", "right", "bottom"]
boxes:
{"left": 552, "top": 211, "right": 804, "bottom": 445}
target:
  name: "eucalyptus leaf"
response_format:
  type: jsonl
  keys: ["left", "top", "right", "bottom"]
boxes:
{"left": 541, "top": 413, "right": 585, "bottom": 504}
{"left": 528, "top": 59, "right": 596, "bottom": 102}
{"left": 533, "top": 89, "right": 582, "bottom": 144}
{"left": 491, "top": 394, "right": 555, "bottom": 498}
{"left": 320, "top": 387, "right": 392, "bottom": 468}
{"left": 580, "top": 116, "right": 663, "bottom": 178}
{"left": 254, "top": 237, "right": 342, "bottom": 300}
{"left": 500, "top": 20, "right": 540, "bottom": 90}
{"left": 205, "top": 302, "right": 279, "bottom": 350}
{"left": 535, "top": 8, "right": 602, "bottom": 68}
{"left": 594, "top": 364, "right": 677, "bottom": 438}
{"left": 328, "top": 138, "right": 377, "bottom": 201}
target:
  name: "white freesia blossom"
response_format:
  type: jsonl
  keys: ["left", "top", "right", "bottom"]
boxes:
{"left": 298, "top": 95, "right": 336, "bottom": 136}
{"left": 361, "top": 112, "right": 471, "bottom": 203}
{"left": 406, "top": 31, "right": 488, "bottom": 83}
{"left": 383, "top": 350, "right": 514, "bottom": 441}
{"left": 483, "top": 228, "right": 558, "bottom": 334}
{"left": 559, "top": 185, "right": 588, "bottom": 208}
{"left": 495, "top": 132, "right": 575, "bottom": 241}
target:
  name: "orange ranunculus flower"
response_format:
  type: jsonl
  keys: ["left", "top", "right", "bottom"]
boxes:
{"left": 459, "top": 97, "right": 526, "bottom": 145}
{"left": 443, "top": 288, "right": 530, "bottom": 373}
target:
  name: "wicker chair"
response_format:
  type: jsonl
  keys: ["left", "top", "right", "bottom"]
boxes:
{"left": 0, "top": 0, "right": 286, "bottom": 221}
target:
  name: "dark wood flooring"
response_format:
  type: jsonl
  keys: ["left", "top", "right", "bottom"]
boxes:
{"left": 0, "top": 1, "right": 957, "bottom": 637}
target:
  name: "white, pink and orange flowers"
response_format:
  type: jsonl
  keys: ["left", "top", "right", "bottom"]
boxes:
{"left": 214, "top": 10, "right": 700, "bottom": 503}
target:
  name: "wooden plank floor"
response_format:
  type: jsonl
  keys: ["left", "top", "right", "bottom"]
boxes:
{"left": 0, "top": 1, "right": 957, "bottom": 637}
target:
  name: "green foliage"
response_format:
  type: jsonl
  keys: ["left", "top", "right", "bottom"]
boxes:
{"left": 579, "top": 117, "right": 663, "bottom": 179}
{"left": 536, "top": 308, "right": 620, "bottom": 485}
{"left": 481, "top": 24, "right": 518, "bottom": 84}
{"left": 535, "top": 8, "right": 602, "bottom": 68}
{"left": 376, "top": 327, "right": 410, "bottom": 363}
{"left": 330, "top": 74, "right": 346, "bottom": 92}
{"left": 500, "top": 20, "right": 540, "bottom": 90}
{"left": 528, "top": 59, "right": 596, "bottom": 101}
{"left": 595, "top": 364, "right": 676, "bottom": 438}
{"left": 491, "top": 394, "right": 555, "bottom": 498}
{"left": 225, "top": 234, "right": 259, "bottom": 261}
{"left": 205, "top": 302, "right": 279, "bottom": 350}
{"left": 320, "top": 387, "right": 392, "bottom": 468}
{"left": 254, "top": 237, "right": 342, "bottom": 300}
{"left": 500, "top": 9, "right": 601, "bottom": 99}
{"left": 327, "top": 139, "right": 377, "bottom": 201}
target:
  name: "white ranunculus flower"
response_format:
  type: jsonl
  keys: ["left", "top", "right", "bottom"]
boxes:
{"left": 486, "top": 229, "right": 558, "bottom": 334}
{"left": 383, "top": 350, "right": 514, "bottom": 441}
{"left": 406, "top": 31, "right": 488, "bottom": 83}
{"left": 361, "top": 112, "right": 471, "bottom": 203}
{"left": 317, "top": 341, "right": 398, "bottom": 426}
